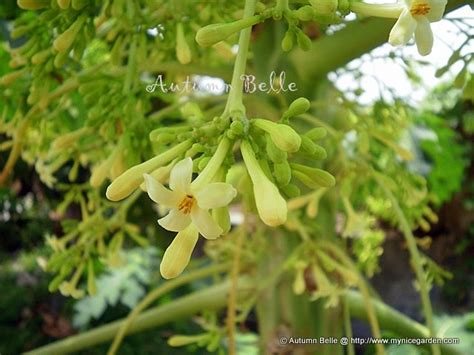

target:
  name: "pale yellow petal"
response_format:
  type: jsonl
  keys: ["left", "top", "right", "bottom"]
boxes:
{"left": 160, "top": 224, "right": 199, "bottom": 279}
{"left": 425, "top": 0, "right": 447, "bottom": 22}
{"left": 253, "top": 177, "right": 287, "bottom": 226}
{"left": 194, "top": 182, "right": 237, "bottom": 209}
{"left": 143, "top": 174, "right": 181, "bottom": 207}
{"left": 158, "top": 209, "right": 191, "bottom": 232}
{"left": 414, "top": 16, "right": 433, "bottom": 56}
{"left": 389, "top": 9, "right": 417, "bottom": 46}
{"left": 191, "top": 207, "right": 223, "bottom": 239}
{"left": 169, "top": 157, "right": 193, "bottom": 194}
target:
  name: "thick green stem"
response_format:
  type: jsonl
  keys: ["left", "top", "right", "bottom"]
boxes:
{"left": 345, "top": 290, "right": 462, "bottom": 355}
{"left": 107, "top": 263, "right": 230, "bottom": 355}
{"left": 223, "top": 0, "right": 257, "bottom": 117}
{"left": 26, "top": 278, "right": 253, "bottom": 355}
{"left": 374, "top": 173, "right": 440, "bottom": 355}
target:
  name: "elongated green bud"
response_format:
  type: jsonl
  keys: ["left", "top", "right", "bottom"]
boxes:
{"left": 305, "top": 127, "right": 327, "bottom": 140}
{"left": 57, "top": 0, "right": 70, "bottom": 9}
{"left": 176, "top": 23, "right": 192, "bottom": 64}
{"left": 17, "top": 0, "right": 50, "bottom": 10}
{"left": 198, "top": 156, "right": 211, "bottom": 171}
{"left": 168, "top": 334, "right": 209, "bottom": 347}
{"left": 195, "top": 15, "right": 261, "bottom": 47}
{"left": 281, "top": 183, "right": 300, "bottom": 198}
{"left": 296, "top": 30, "right": 312, "bottom": 51}
{"left": 52, "top": 127, "right": 88, "bottom": 149}
{"left": 54, "top": 50, "right": 68, "bottom": 68}
{"left": 72, "top": 0, "right": 88, "bottom": 10}
{"left": 31, "top": 48, "right": 50, "bottom": 65}
{"left": 309, "top": 0, "right": 338, "bottom": 15}
{"left": 295, "top": 6, "right": 316, "bottom": 21}
{"left": 301, "top": 136, "right": 327, "bottom": 159}
{"left": 213, "top": 206, "right": 231, "bottom": 234}
{"left": 11, "top": 25, "right": 33, "bottom": 39}
{"left": 253, "top": 119, "right": 301, "bottom": 153}
{"left": 160, "top": 224, "right": 199, "bottom": 279}
{"left": 106, "top": 140, "right": 192, "bottom": 201}
{"left": 266, "top": 136, "right": 287, "bottom": 163}
{"left": 241, "top": 141, "right": 287, "bottom": 226}
{"left": 281, "top": 30, "right": 294, "bottom": 52}
{"left": 291, "top": 163, "right": 335, "bottom": 188}
{"left": 283, "top": 97, "right": 310, "bottom": 119}
{"left": 0, "top": 69, "right": 26, "bottom": 86}
{"left": 274, "top": 161, "right": 291, "bottom": 187}
{"left": 90, "top": 158, "right": 111, "bottom": 187}
{"left": 53, "top": 15, "right": 86, "bottom": 53}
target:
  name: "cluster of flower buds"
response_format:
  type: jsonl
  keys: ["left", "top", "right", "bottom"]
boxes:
{"left": 104, "top": 96, "right": 334, "bottom": 278}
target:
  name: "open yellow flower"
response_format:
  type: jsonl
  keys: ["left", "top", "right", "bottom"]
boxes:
{"left": 143, "top": 157, "right": 237, "bottom": 239}
{"left": 389, "top": 0, "right": 447, "bottom": 55}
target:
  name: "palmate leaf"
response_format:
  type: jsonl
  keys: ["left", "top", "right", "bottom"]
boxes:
{"left": 72, "top": 247, "right": 160, "bottom": 329}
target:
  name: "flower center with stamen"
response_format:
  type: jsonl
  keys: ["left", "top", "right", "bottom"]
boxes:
{"left": 410, "top": 2, "right": 430, "bottom": 16}
{"left": 178, "top": 195, "right": 195, "bottom": 215}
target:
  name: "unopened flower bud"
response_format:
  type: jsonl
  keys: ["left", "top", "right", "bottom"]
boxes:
{"left": 301, "top": 136, "right": 327, "bottom": 159}
{"left": 241, "top": 141, "right": 287, "bottom": 226}
{"left": 57, "top": 0, "right": 70, "bottom": 9}
{"left": 53, "top": 14, "right": 86, "bottom": 53}
{"left": 195, "top": 15, "right": 261, "bottom": 47}
{"left": 266, "top": 137, "right": 287, "bottom": 163}
{"left": 106, "top": 140, "right": 191, "bottom": 201}
{"left": 291, "top": 163, "right": 336, "bottom": 188}
{"left": 309, "top": 0, "right": 338, "bottom": 15}
{"left": 176, "top": 23, "right": 192, "bottom": 64}
{"left": 281, "top": 30, "right": 294, "bottom": 52}
{"left": 17, "top": 0, "right": 50, "bottom": 10}
{"left": 212, "top": 206, "right": 231, "bottom": 234}
{"left": 31, "top": 49, "right": 50, "bottom": 65}
{"left": 283, "top": 97, "right": 310, "bottom": 119}
{"left": 295, "top": 6, "right": 316, "bottom": 21}
{"left": 274, "top": 161, "right": 291, "bottom": 187}
{"left": 71, "top": 0, "right": 88, "bottom": 10}
{"left": 253, "top": 119, "right": 301, "bottom": 153}
{"left": 281, "top": 183, "right": 301, "bottom": 198}
{"left": 296, "top": 30, "right": 312, "bottom": 51}
{"left": 305, "top": 127, "right": 327, "bottom": 140}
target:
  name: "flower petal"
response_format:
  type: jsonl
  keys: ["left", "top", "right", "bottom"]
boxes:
{"left": 160, "top": 224, "right": 199, "bottom": 279}
{"left": 194, "top": 182, "right": 237, "bottom": 209}
{"left": 389, "top": 9, "right": 417, "bottom": 46}
{"left": 414, "top": 16, "right": 433, "bottom": 56}
{"left": 143, "top": 174, "right": 181, "bottom": 207}
{"left": 191, "top": 207, "right": 223, "bottom": 239}
{"left": 169, "top": 157, "right": 193, "bottom": 194}
{"left": 158, "top": 209, "right": 191, "bottom": 232}
{"left": 425, "top": 0, "right": 447, "bottom": 22}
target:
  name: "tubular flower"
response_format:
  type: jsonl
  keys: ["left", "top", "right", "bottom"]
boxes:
{"left": 389, "top": 0, "right": 447, "bottom": 55}
{"left": 143, "top": 157, "right": 237, "bottom": 240}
